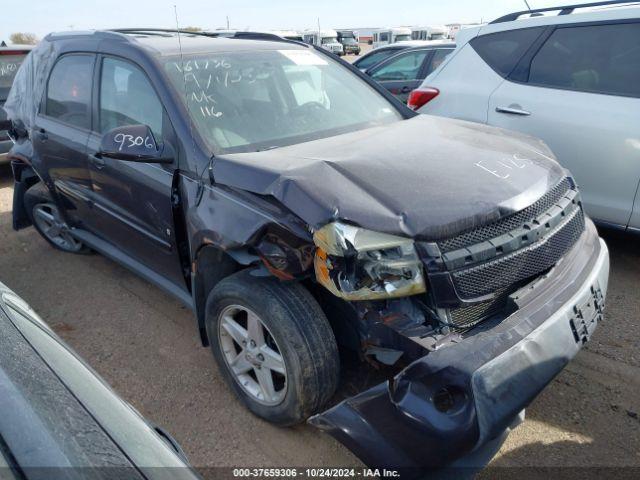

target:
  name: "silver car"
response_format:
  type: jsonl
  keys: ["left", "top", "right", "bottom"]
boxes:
{"left": 0, "top": 280, "right": 199, "bottom": 478}
{"left": 412, "top": 2, "right": 640, "bottom": 233}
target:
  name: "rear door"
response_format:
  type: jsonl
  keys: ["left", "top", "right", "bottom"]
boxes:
{"left": 84, "top": 55, "right": 185, "bottom": 286}
{"left": 369, "top": 49, "right": 431, "bottom": 103}
{"left": 32, "top": 54, "right": 95, "bottom": 225}
{"left": 487, "top": 21, "right": 640, "bottom": 227}
{"left": 421, "top": 27, "right": 546, "bottom": 121}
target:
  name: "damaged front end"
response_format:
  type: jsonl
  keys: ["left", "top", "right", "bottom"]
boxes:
{"left": 308, "top": 211, "right": 609, "bottom": 470}
{"left": 201, "top": 112, "right": 609, "bottom": 469}
{"left": 313, "top": 222, "right": 426, "bottom": 301}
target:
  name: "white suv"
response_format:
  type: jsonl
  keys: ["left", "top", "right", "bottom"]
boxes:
{"left": 411, "top": 1, "right": 640, "bottom": 232}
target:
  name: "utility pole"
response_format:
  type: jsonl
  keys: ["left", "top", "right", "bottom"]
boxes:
{"left": 226, "top": 16, "right": 230, "bottom": 29}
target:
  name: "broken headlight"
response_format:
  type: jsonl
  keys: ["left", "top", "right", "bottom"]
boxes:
{"left": 313, "top": 222, "right": 426, "bottom": 301}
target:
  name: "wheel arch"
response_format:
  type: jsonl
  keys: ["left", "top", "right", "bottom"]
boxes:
{"left": 191, "top": 244, "right": 244, "bottom": 346}
{"left": 10, "top": 157, "right": 43, "bottom": 230}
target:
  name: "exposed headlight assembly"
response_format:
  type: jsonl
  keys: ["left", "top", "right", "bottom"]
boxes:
{"left": 313, "top": 222, "right": 426, "bottom": 301}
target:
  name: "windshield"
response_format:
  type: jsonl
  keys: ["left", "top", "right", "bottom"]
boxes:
{"left": 394, "top": 34, "right": 411, "bottom": 42}
{"left": 342, "top": 38, "right": 358, "bottom": 45}
{"left": 163, "top": 49, "right": 402, "bottom": 154}
{"left": 321, "top": 37, "right": 338, "bottom": 45}
{"left": 0, "top": 53, "right": 29, "bottom": 100}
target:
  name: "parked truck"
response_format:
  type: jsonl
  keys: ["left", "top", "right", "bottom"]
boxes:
{"left": 336, "top": 29, "right": 361, "bottom": 55}
{"left": 370, "top": 27, "right": 412, "bottom": 48}
{"left": 303, "top": 29, "right": 344, "bottom": 55}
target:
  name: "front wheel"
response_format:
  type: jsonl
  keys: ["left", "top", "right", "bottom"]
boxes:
{"left": 205, "top": 270, "right": 339, "bottom": 426}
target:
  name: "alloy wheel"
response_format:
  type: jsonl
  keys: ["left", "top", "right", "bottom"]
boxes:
{"left": 32, "top": 203, "right": 83, "bottom": 253}
{"left": 217, "top": 305, "right": 288, "bottom": 406}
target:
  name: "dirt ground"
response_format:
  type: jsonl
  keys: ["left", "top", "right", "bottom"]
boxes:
{"left": 0, "top": 159, "right": 639, "bottom": 475}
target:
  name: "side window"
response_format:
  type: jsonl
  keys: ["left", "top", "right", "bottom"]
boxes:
{"left": 425, "top": 48, "right": 454, "bottom": 75}
{"left": 45, "top": 55, "right": 94, "bottom": 129}
{"left": 470, "top": 27, "right": 544, "bottom": 77}
{"left": 99, "top": 57, "right": 164, "bottom": 139}
{"left": 380, "top": 32, "right": 389, "bottom": 42}
{"left": 371, "top": 50, "right": 429, "bottom": 81}
{"left": 357, "top": 50, "right": 395, "bottom": 70}
{"left": 528, "top": 23, "right": 640, "bottom": 97}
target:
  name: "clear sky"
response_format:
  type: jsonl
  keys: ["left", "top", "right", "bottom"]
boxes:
{"left": 1, "top": 0, "right": 592, "bottom": 41}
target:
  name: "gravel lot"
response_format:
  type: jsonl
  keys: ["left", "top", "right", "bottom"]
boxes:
{"left": 1, "top": 145, "right": 639, "bottom": 473}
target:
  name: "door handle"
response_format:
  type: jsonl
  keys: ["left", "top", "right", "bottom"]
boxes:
{"left": 89, "top": 153, "right": 105, "bottom": 169}
{"left": 495, "top": 106, "right": 531, "bottom": 116}
{"left": 37, "top": 129, "right": 48, "bottom": 141}
{"left": 401, "top": 86, "right": 411, "bottom": 93}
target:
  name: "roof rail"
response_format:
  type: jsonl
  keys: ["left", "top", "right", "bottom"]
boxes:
{"left": 490, "top": 0, "right": 638, "bottom": 23}
{"left": 110, "top": 28, "right": 218, "bottom": 37}
{"left": 229, "top": 31, "right": 307, "bottom": 46}
{"left": 109, "top": 28, "right": 306, "bottom": 46}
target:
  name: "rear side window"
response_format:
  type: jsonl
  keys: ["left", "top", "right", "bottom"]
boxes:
{"left": 528, "top": 22, "right": 640, "bottom": 97}
{"left": 426, "top": 48, "right": 454, "bottom": 75}
{"left": 355, "top": 49, "right": 399, "bottom": 70}
{"left": 45, "top": 55, "right": 94, "bottom": 129}
{"left": 371, "top": 50, "right": 429, "bottom": 81}
{"left": 471, "top": 27, "right": 544, "bottom": 77}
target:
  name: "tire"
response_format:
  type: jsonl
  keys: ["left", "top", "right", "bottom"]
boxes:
{"left": 205, "top": 270, "right": 339, "bottom": 426}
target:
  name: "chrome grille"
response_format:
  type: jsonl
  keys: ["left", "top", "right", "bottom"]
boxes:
{"left": 439, "top": 178, "right": 573, "bottom": 253}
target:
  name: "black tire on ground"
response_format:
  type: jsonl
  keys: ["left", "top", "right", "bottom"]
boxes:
{"left": 205, "top": 270, "right": 340, "bottom": 426}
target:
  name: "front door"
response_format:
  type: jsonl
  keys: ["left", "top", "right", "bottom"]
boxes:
{"left": 85, "top": 55, "right": 185, "bottom": 287}
{"left": 33, "top": 54, "right": 95, "bottom": 226}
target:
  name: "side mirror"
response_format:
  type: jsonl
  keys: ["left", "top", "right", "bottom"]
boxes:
{"left": 368, "top": 39, "right": 373, "bottom": 45}
{"left": 99, "top": 125, "right": 173, "bottom": 163}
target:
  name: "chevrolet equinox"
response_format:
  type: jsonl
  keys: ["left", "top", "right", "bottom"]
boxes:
{"left": 3, "top": 29, "right": 610, "bottom": 470}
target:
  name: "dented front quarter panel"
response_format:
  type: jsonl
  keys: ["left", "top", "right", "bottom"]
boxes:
{"left": 183, "top": 173, "right": 312, "bottom": 266}
{"left": 309, "top": 221, "right": 609, "bottom": 470}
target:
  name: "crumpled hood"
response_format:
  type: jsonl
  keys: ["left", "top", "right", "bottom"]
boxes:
{"left": 212, "top": 115, "right": 566, "bottom": 240}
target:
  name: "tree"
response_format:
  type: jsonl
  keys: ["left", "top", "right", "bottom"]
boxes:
{"left": 9, "top": 32, "right": 38, "bottom": 45}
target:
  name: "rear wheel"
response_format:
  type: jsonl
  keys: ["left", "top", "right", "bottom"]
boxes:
{"left": 205, "top": 270, "right": 339, "bottom": 426}
{"left": 31, "top": 202, "right": 86, "bottom": 253}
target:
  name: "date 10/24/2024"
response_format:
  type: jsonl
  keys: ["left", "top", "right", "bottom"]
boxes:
{"left": 231, "top": 468, "right": 401, "bottom": 478}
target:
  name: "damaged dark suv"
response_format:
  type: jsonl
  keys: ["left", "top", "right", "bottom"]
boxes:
{"left": 4, "top": 29, "right": 609, "bottom": 470}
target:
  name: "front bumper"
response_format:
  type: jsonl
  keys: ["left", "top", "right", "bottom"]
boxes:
{"left": 310, "top": 222, "right": 609, "bottom": 471}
